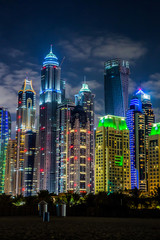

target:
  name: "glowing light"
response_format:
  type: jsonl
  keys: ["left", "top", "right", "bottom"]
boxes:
{"left": 74, "top": 129, "right": 77, "bottom": 132}
{"left": 40, "top": 168, "right": 44, "bottom": 172}
{"left": 40, "top": 147, "right": 44, "bottom": 151}
{"left": 74, "top": 183, "right": 77, "bottom": 187}
{"left": 18, "top": 129, "right": 20, "bottom": 132}
{"left": 70, "top": 145, "right": 73, "bottom": 149}
{"left": 18, "top": 115, "right": 21, "bottom": 119}
{"left": 88, "top": 131, "right": 91, "bottom": 134}
{"left": 88, "top": 184, "right": 91, "bottom": 187}
{"left": 19, "top": 101, "right": 22, "bottom": 104}
{"left": 74, "top": 156, "right": 77, "bottom": 160}
{"left": 22, "top": 187, "right": 25, "bottom": 192}
{"left": 88, "top": 157, "right": 91, "bottom": 161}
{"left": 24, "top": 149, "right": 27, "bottom": 153}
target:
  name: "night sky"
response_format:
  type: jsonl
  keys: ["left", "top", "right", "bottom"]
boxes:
{"left": 0, "top": 0, "right": 160, "bottom": 137}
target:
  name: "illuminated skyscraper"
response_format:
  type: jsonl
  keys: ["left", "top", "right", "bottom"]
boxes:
{"left": 104, "top": 59, "right": 130, "bottom": 117}
{"left": 56, "top": 99, "right": 75, "bottom": 193}
{"left": 39, "top": 46, "right": 62, "bottom": 193}
{"left": 4, "top": 139, "right": 16, "bottom": 195}
{"left": 23, "top": 130, "right": 37, "bottom": 196}
{"left": 95, "top": 115, "right": 131, "bottom": 193}
{"left": 67, "top": 105, "right": 91, "bottom": 193}
{"left": 75, "top": 82, "right": 95, "bottom": 192}
{"left": 0, "top": 108, "right": 11, "bottom": 194}
{"left": 148, "top": 123, "right": 160, "bottom": 194}
{"left": 15, "top": 78, "right": 36, "bottom": 195}
{"left": 127, "top": 89, "right": 155, "bottom": 191}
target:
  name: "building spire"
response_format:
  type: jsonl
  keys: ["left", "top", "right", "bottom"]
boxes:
{"left": 26, "top": 72, "right": 29, "bottom": 80}
{"left": 84, "top": 75, "right": 86, "bottom": 84}
{"left": 50, "top": 44, "right": 53, "bottom": 53}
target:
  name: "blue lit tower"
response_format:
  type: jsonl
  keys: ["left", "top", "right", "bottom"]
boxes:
{"left": 104, "top": 59, "right": 130, "bottom": 117}
{"left": 0, "top": 108, "right": 11, "bottom": 194}
{"left": 75, "top": 81, "right": 95, "bottom": 192}
{"left": 126, "top": 89, "right": 154, "bottom": 191}
{"left": 126, "top": 96, "right": 143, "bottom": 189}
{"left": 15, "top": 78, "right": 36, "bottom": 195}
{"left": 39, "top": 46, "right": 62, "bottom": 193}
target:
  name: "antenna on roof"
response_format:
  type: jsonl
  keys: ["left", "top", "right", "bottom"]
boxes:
{"left": 50, "top": 44, "right": 53, "bottom": 53}
{"left": 26, "top": 72, "right": 29, "bottom": 80}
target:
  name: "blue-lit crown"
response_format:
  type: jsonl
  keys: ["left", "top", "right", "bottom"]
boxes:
{"left": 43, "top": 45, "right": 59, "bottom": 67}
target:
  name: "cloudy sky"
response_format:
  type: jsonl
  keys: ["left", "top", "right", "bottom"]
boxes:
{"left": 0, "top": 0, "right": 160, "bottom": 137}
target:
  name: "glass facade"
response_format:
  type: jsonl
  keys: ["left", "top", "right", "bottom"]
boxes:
{"left": 39, "top": 46, "right": 62, "bottom": 193}
{"left": 104, "top": 59, "right": 129, "bottom": 117}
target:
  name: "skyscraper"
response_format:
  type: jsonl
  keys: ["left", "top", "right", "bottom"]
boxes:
{"left": 39, "top": 46, "right": 62, "bottom": 193}
{"left": 95, "top": 115, "right": 131, "bottom": 193}
{"left": 127, "top": 89, "right": 155, "bottom": 191}
{"left": 4, "top": 139, "right": 16, "bottom": 195}
{"left": 56, "top": 99, "right": 75, "bottom": 194}
{"left": 75, "top": 82, "right": 95, "bottom": 192}
{"left": 0, "top": 108, "right": 11, "bottom": 194}
{"left": 148, "top": 123, "right": 160, "bottom": 194}
{"left": 15, "top": 78, "right": 36, "bottom": 195}
{"left": 23, "top": 131, "right": 37, "bottom": 196}
{"left": 67, "top": 105, "right": 91, "bottom": 193}
{"left": 104, "top": 59, "right": 130, "bottom": 117}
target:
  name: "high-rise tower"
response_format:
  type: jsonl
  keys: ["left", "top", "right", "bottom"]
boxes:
{"left": 67, "top": 105, "right": 91, "bottom": 193}
{"left": 4, "top": 139, "right": 16, "bottom": 195}
{"left": 56, "top": 99, "right": 75, "bottom": 194}
{"left": 39, "top": 46, "right": 62, "bottom": 193}
{"left": 15, "top": 78, "right": 36, "bottom": 195}
{"left": 75, "top": 82, "right": 95, "bottom": 192}
{"left": 0, "top": 108, "right": 11, "bottom": 194}
{"left": 95, "top": 115, "right": 131, "bottom": 193}
{"left": 127, "top": 89, "right": 155, "bottom": 191}
{"left": 104, "top": 59, "right": 129, "bottom": 117}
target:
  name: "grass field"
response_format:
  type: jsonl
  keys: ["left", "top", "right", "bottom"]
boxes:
{"left": 0, "top": 216, "right": 160, "bottom": 240}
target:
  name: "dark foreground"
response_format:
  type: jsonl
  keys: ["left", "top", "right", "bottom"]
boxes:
{"left": 0, "top": 216, "right": 160, "bottom": 240}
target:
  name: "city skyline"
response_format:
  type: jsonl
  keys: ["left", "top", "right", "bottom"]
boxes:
{"left": 1, "top": 1, "right": 160, "bottom": 139}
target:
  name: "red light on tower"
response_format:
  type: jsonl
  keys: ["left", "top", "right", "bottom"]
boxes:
{"left": 74, "top": 129, "right": 77, "bottom": 132}
{"left": 88, "top": 184, "right": 91, "bottom": 187}
{"left": 24, "top": 149, "right": 27, "bottom": 153}
{"left": 40, "top": 168, "right": 44, "bottom": 172}
{"left": 88, "top": 131, "right": 91, "bottom": 134}
{"left": 74, "top": 183, "right": 77, "bottom": 187}
{"left": 70, "top": 145, "right": 73, "bottom": 149}
{"left": 18, "top": 115, "right": 21, "bottom": 119}
{"left": 22, "top": 187, "right": 25, "bottom": 192}
{"left": 17, "top": 129, "right": 20, "bottom": 132}
{"left": 19, "top": 100, "right": 22, "bottom": 104}
{"left": 67, "top": 158, "right": 69, "bottom": 161}
{"left": 40, "top": 147, "right": 44, "bottom": 151}
{"left": 74, "top": 156, "right": 77, "bottom": 160}
{"left": 88, "top": 157, "right": 91, "bottom": 161}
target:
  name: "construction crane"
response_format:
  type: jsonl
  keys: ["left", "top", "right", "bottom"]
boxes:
{"left": 60, "top": 56, "right": 65, "bottom": 67}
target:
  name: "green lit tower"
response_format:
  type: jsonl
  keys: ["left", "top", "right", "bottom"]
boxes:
{"left": 95, "top": 115, "right": 131, "bottom": 193}
{"left": 0, "top": 108, "right": 11, "bottom": 194}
